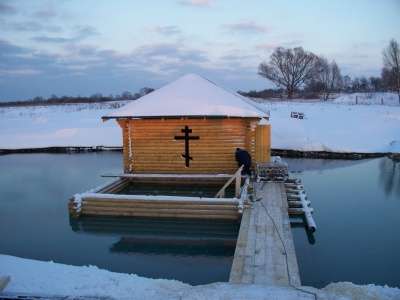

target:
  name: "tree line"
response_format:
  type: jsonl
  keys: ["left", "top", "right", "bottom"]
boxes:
{"left": 240, "top": 39, "right": 400, "bottom": 102}
{"left": 0, "top": 87, "right": 154, "bottom": 107}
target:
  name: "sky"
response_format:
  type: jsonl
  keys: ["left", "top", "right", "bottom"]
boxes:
{"left": 0, "top": 0, "right": 399, "bottom": 101}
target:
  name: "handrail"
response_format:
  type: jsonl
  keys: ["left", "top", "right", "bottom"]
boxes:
{"left": 215, "top": 165, "right": 243, "bottom": 198}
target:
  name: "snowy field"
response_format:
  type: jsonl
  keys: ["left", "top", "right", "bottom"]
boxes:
{"left": 0, "top": 93, "right": 399, "bottom": 153}
{"left": 1, "top": 254, "right": 400, "bottom": 300}
{"left": 0, "top": 102, "right": 124, "bottom": 149}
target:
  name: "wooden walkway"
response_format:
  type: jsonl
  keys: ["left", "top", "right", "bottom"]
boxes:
{"left": 229, "top": 182, "right": 301, "bottom": 286}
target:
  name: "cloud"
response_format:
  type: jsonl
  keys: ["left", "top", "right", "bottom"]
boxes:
{"left": 0, "top": 2, "right": 16, "bottom": 15}
{"left": 32, "top": 25, "right": 98, "bottom": 44}
{"left": 223, "top": 21, "right": 269, "bottom": 34}
{"left": 151, "top": 25, "right": 181, "bottom": 36}
{"left": 255, "top": 43, "right": 278, "bottom": 51}
{"left": 33, "top": 7, "right": 57, "bottom": 19}
{"left": 178, "top": 0, "right": 213, "bottom": 7}
{"left": 32, "top": 36, "right": 74, "bottom": 43}
{"left": 75, "top": 25, "right": 98, "bottom": 38}
{"left": 0, "top": 68, "right": 41, "bottom": 76}
{"left": 0, "top": 39, "right": 29, "bottom": 56}
{"left": 3, "top": 21, "right": 62, "bottom": 33}
{"left": 0, "top": 38, "right": 268, "bottom": 100}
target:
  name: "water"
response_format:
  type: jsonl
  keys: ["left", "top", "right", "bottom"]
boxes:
{"left": 0, "top": 153, "right": 238, "bottom": 285}
{"left": 286, "top": 158, "right": 400, "bottom": 288}
{"left": 118, "top": 181, "right": 236, "bottom": 198}
{"left": 0, "top": 153, "right": 399, "bottom": 288}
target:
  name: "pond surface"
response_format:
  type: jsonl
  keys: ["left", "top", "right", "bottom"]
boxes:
{"left": 117, "top": 181, "right": 236, "bottom": 198}
{"left": 0, "top": 153, "right": 399, "bottom": 288}
{"left": 0, "top": 153, "right": 238, "bottom": 285}
{"left": 287, "top": 157, "right": 400, "bottom": 288}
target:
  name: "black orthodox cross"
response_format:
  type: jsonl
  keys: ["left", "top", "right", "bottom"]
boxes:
{"left": 174, "top": 125, "right": 200, "bottom": 167}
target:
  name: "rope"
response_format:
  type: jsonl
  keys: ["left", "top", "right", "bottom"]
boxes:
{"left": 257, "top": 182, "right": 318, "bottom": 300}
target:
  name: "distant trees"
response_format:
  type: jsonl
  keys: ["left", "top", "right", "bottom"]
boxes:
{"left": 256, "top": 43, "right": 400, "bottom": 99}
{"left": 258, "top": 47, "right": 318, "bottom": 98}
{"left": 312, "top": 57, "right": 343, "bottom": 100}
{"left": 0, "top": 87, "right": 155, "bottom": 108}
{"left": 258, "top": 47, "right": 344, "bottom": 100}
{"left": 255, "top": 41, "right": 400, "bottom": 100}
{"left": 382, "top": 39, "right": 400, "bottom": 102}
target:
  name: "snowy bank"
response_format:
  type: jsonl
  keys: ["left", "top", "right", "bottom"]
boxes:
{"left": 1, "top": 254, "right": 400, "bottom": 300}
{"left": 262, "top": 100, "right": 400, "bottom": 153}
{"left": 0, "top": 95, "right": 399, "bottom": 154}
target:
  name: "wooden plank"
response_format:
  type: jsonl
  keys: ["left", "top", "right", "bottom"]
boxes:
{"left": 82, "top": 193, "right": 239, "bottom": 204}
{"left": 81, "top": 206, "right": 239, "bottom": 215}
{"left": 83, "top": 201, "right": 238, "bottom": 210}
{"left": 229, "top": 208, "right": 251, "bottom": 283}
{"left": 79, "top": 210, "right": 239, "bottom": 220}
{"left": 102, "top": 173, "right": 241, "bottom": 179}
{"left": 229, "top": 182, "right": 301, "bottom": 286}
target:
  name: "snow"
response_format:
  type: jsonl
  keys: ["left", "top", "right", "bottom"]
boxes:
{"left": 262, "top": 99, "right": 400, "bottom": 153}
{"left": 0, "top": 102, "right": 123, "bottom": 149}
{"left": 1, "top": 254, "right": 400, "bottom": 300}
{"left": 103, "top": 74, "right": 267, "bottom": 119}
{"left": 0, "top": 93, "right": 399, "bottom": 154}
{"left": 334, "top": 92, "right": 400, "bottom": 106}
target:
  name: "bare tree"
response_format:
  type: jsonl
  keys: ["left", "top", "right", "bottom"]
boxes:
{"left": 258, "top": 47, "right": 318, "bottom": 99}
{"left": 313, "top": 57, "right": 343, "bottom": 100}
{"left": 342, "top": 75, "right": 352, "bottom": 92}
{"left": 383, "top": 39, "right": 400, "bottom": 103}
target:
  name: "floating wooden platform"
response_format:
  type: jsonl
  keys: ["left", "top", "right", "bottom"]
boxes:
{"left": 69, "top": 172, "right": 248, "bottom": 220}
{"left": 229, "top": 181, "right": 301, "bottom": 286}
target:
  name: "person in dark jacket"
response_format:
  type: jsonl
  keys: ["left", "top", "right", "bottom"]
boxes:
{"left": 235, "top": 148, "right": 252, "bottom": 175}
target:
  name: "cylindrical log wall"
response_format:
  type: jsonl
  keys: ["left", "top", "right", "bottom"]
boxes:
{"left": 255, "top": 122, "right": 271, "bottom": 163}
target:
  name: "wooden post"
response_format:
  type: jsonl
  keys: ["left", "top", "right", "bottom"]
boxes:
{"left": 255, "top": 119, "right": 271, "bottom": 163}
{"left": 235, "top": 171, "right": 241, "bottom": 198}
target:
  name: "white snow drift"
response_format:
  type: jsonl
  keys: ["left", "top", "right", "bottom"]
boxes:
{"left": 1, "top": 255, "right": 400, "bottom": 300}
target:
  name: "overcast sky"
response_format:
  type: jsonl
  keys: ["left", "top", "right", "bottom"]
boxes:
{"left": 0, "top": 0, "right": 399, "bottom": 100}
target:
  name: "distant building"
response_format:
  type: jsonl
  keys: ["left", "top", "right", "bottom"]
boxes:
{"left": 103, "top": 74, "right": 270, "bottom": 174}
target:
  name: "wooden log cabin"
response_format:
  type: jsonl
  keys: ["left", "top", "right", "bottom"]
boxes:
{"left": 70, "top": 74, "right": 272, "bottom": 220}
{"left": 102, "top": 74, "right": 271, "bottom": 174}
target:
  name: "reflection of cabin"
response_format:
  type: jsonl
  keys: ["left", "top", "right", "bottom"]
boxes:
{"left": 103, "top": 74, "right": 270, "bottom": 174}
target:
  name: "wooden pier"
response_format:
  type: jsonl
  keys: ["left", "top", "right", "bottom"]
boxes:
{"left": 229, "top": 181, "right": 301, "bottom": 286}
{"left": 69, "top": 172, "right": 247, "bottom": 220}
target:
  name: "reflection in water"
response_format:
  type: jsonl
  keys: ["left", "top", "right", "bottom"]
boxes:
{"left": 379, "top": 158, "right": 400, "bottom": 197}
{"left": 289, "top": 157, "right": 400, "bottom": 289}
{"left": 110, "top": 237, "right": 236, "bottom": 256}
{"left": 284, "top": 158, "right": 367, "bottom": 173}
{"left": 71, "top": 216, "right": 238, "bottom": 257}
{"left": 290, "top": 218, "right": 316, "bottom": 245}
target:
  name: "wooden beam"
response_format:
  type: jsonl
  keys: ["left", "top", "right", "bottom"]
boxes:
{"left": 215, "top": 166, "right": 243, "bottom": 198}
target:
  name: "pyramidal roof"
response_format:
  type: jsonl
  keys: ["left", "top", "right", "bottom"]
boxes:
{"left": 103, "top": 74, "right": 267, "bottom": 119}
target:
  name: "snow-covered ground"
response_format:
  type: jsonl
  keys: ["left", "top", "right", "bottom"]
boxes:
{"left": 1, "top": 254, "right": 400, "bottom": 300}
{"left": 334, "top": 92, "right": 400, "bottom": 106}
{"left": 264, "top": 100, "right": 400, "bottom": 153}
{"left": 0, "top": 93, "right": 399, "bottom": 153}
{"left": 0, "top": 102, "right": 124, "bottom": 149}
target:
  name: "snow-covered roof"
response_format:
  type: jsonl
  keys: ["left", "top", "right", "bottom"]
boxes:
{"left": 103, "top": 74, "right": 267, "bottom": 119}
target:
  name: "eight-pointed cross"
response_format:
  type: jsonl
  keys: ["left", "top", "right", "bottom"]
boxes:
{"left": 174, "top": 125, "right": 200, "bottom": 167}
